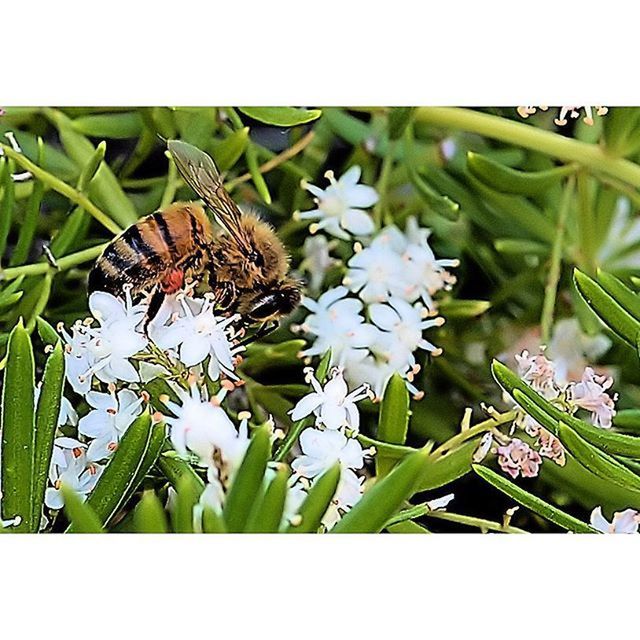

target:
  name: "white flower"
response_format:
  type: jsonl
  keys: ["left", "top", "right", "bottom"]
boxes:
{"left": 297, "top": 166, "right": 378, "bottom": 240}
{"left": 292, "top": 427, "right": 367, "bottom": 479}
{"left": 546, "top": 318, "right": 610, "bottom": 385}
{"left": 344, "top": 217, "right": 457, "bottom": 308}
{"left": 515, "top": 350, "right": 557, "bottom": 399}
{"left": 590, "top": 506, "right": 639, "bottom": 533}
{"left": 78, "top": 388, "right": 145, "bottom": 461}
{"left": 344, "top": 240, "right": 407, "bottom": 303}
{"left": 282, "top": 480, "right": 308, "bottom": 527}
{"left": 321, "top": 468, "right": 364, "bottom": 530}
{"left": 298, "top": 286, "right": 380, "bottom": 367}
{"left": 569, "top": 367, "right": 617, "bottom": 429}
{"left": 151, "top": 295, "right": 243, "bottom": 381}
{"left": 60, "top": 290, "right": 148, "bottom": 391}
{"left": 300, "top": 235, "right": 338, "bottom": 293}
{"left": 427, "top": 493, "right": 455, "bottom": 511}
{"left": 164, "top": 384, "right": 238, "bottom": 468}
{"left": 369, "top": 297, "right": 444, "bottom": 368}
{"left": 45, "top": 437, "right": 103, "bottom": 510}
{"left": 290, "top": 367, "right": 372, "bottom": 432}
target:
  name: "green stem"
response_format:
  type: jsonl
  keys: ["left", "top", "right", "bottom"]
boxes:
{"left": 429, "top": 409, "right": 517, "bottom": 459}
{"left": 541, "top": 177, "right": 574, "bottom": 343}
{"left": 387, "top": 506, "right": 527, "bottom": 533}
{"left": 0, "top": 143, "right": 121, "bottom": 235}
{"left": 0, "top": 243, "right": 107, "bottom": 281}
{"left": 160, "top": 156, "right": 178, "bottom": 209}
{"left": 414, "top": 108, "right": 640, "bottom": 187}
{"left": 374, "top": 141, "right": 396, "bottom": 227}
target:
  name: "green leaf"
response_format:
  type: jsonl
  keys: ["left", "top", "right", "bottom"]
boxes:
{"left": 557, "top": 422, "right": 640, "bottom": 496}
{"left": 172, "top": 472, "right": 203, "bottom": 533}
{"left": 202, "top": 506, "right": 227, "bottom": 533}
{"left": 31, "top": 341, "right": 64, "bottom": 530}
{"left": 286, "top": 464, "right": 341, "bottom": 533}
{"left": 10, "top": 137, "right": 44, "bottom": 266}
{"left": 157, "top": 447, "right": 205, "bottom": 492}
{"left": 332, "top": 448, "right": 430, "bottom": 533}
{"left": 595, "top": 269, "right": 640, "bottom": 323}
{"left": 134, "top": 491, "right": 169, "bottom": 533}
{"left": 47, "top": 108, "right": 137, "bottom": 228}
{"left": 0, "top": 157, "right": 16, "bottom": 261}
{"left": 71, "top": 113, "right": 144, "bottom": 139}
{"left": 36, "top": 316, "right": 60, "bottom": 347}
{"left": 74, "top": 412, "right": 155, "bottom": 529}
{"left": 473, "top": 465, "right": 595, "bottom": 533}
{"left": 0, "top": 277, "right": 25, "bottom": 311}
{"left": 407, "top": 165, "right": 460, "bottom": 220}
{"left": 245, "top": 467, "right": 290, "bottom": 533}
{"left": 0, "top": 320, "right": 35, "bottom": 532}
{"left": 467, "top": 152, "right": 576, "bottom": 195}
{"left": 438, "top": 299, "right": 491, "bottom": 318}
{"left": 614, "top": 409, "right": 640, "bottom": 432}
{"left": 77, "top": 141, "right": 107, "bottom": 192}
{"left": 61, "top": 485, "right": 104, "bottom": 533}
{"left": 574, "top": 269, "right": 640, "bottom": 347}
{"left": 238, "top": 107, "right": 322, "bottom": 127}
{"left": 388, "top": 107, "right": 416, "bottom": 140}
{"left": 494, "top": 238, "right": 549, "bottom": 256}
{"left": 223, "top": 425, "right": 271, "bottom": 532}
{"left": 415, "top": 439, "right": 478, "bottom": 491}
{"left": 376, "top": 373, "right": 410, "bottom": 477}
{"left": 210, "top": 127, "right": 250, "bottom": 172}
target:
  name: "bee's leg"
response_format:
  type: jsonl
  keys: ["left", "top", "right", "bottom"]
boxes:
{"left": 236, "top": 321, "right": 279, "bottom": 347}
{"left": 213, "top": 281, "right": 237, "bottom": 312}
{"left": 144, "top": 288, "right": 166, "bottom": 334}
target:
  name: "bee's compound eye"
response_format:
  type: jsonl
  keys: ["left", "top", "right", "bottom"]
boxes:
{"left": 248, "top": 286, "right": 301, "bottom": 322}
{"left": 248, "top": 250, "right": 264, "bottom": 267}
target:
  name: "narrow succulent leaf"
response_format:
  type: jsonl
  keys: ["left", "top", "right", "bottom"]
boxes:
{"left": 31, "top": 341, "right": 64, "bottom": 530}
{"left": 245, "top": 467, "right": 289, "bottom": 533}
{"left": 61, "top": 485, "right": 104, "bottom": 533}
{"left": 557, "top": 422, "right": 640, "bottom": 496}
{"left": 595, "top": 269, "right": 640, "bottom": 323}
{"left": 72, "top": 113, "right": 144, "bottom": 139}
{"left": 210, "top": 127, "right": 250, "bottom": 172}
{"left": 238, "top": 107, "right": 322, "bottom": 127}
{"left": 376, "top": 373, "right": 410, "bottom": 477}
{"left": 286, "top": 464, "right": 341, "bottom": 533}
{"left": 388, "top": 107, "right": 416, "bottom": 140}
{"left": 36, "top": 316, "right": 60, "bottom": 346}
{"left": 77, "top": 141, "right": 107, "bottom": 192}
{"left": 134, "top": 491, "right": 169, "bottom": 533}
{"left": 10, "top": 138, "right": 44, "bottom": 266}
{"left": 473, "top": 465, "right": 595, "bottom": 533}
{"left": 172, "top": 472, "right": 203, "bottom": 533}
{"left": 614, "top": 409, "right": 640, "bottom": 432}
{"left": 416, "top": 440, "right": 478, "bottom": 491}
{"left": 202, "top": 507, "right": 227, "bottom": 533}
{"left": 387, "top": 520, "right": 431, "bottom": 533}
{"left": 574, "top": 269, "right": 640, "bottom": 347}
{"left": 332, "top": 448, "right": 431, "bottom": 533}
{"left": 467, "top": 152, "right": 576, "bottom": 195}
{"left": 74, "top": 412, "right": 154, "bottom": 529}
{"left": 0, "top": 320, "right": 35, "bottom": 532}
{"left": 223, "top": 425, "right": 271, "bottom": 532}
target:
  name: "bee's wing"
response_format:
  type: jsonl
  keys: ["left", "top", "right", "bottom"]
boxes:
{"left": 167, "top": 139, "right": 251, "bottom": 250}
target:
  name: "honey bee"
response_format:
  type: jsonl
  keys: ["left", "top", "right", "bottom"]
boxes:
{"left": 88, "top": 139, "right": 301, "bottom": 332}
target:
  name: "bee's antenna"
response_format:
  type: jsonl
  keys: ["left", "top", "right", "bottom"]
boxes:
{"left": 156, "top": 133, "right": 168, "bottom": 145}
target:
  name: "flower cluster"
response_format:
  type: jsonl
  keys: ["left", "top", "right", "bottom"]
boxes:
{"left": 490, "top": 347, "right": 617, "bottom": 480}
{"left": 287, "top": 367, "right": 374, "bottom": 529}
{"left": 517, "top": 106, "right": 608, "bottom": 127}
{"left": 295, "top": 169, "right": 457, "bottom": 400}
{"left": 48, "top": 286, "right": 246, "bottom": 517}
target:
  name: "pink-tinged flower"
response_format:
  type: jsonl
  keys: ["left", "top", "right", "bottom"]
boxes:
{"left": 537, "top": 428, "right": 566, "bottom": 466}
{"left": 515, "top": 350, "right": 557, "bottom": 398}
{"left": 569, "top": 367, "right": 617, "bottom": 429}
{"left": 590, "top": 507, "right": 639, "bottom": 534}
{"left": 496, "top": 438, "right": 542, "bottom": 479}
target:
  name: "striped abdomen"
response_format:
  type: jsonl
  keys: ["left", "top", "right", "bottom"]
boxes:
{"left": 88, "top": 202, "right": 213, "bottom": 295}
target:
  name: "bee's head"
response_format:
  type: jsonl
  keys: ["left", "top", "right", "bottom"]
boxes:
{"left": 244, "top": 279, "right": 302, "bottom": 323}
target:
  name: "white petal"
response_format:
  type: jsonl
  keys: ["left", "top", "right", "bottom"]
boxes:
{"left": 345, "top": 184, "right": 379, "bottom": 208}
{"left": 369, "top": 303, "right": 399, "bottom": 331}
{"left": 78, "top": 410, "right": 111, "bottom": 439}
{"left": 180, "top": 337, "right": 210, "bottom": 367}
{"left": 342, "top": 209, "right": 375, "bottom": 236}
{"left": 290, "top": 393, "right": 324, "bottom": 421}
